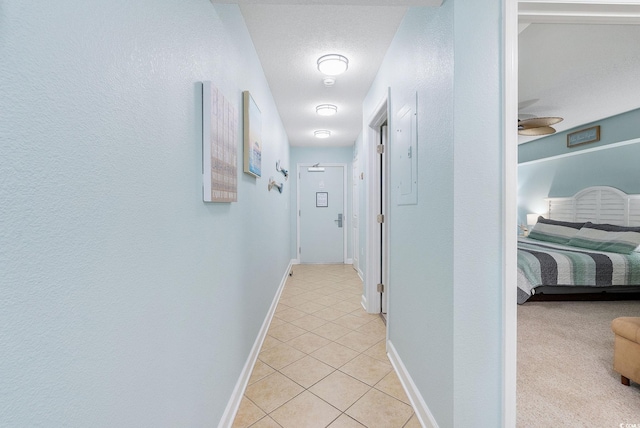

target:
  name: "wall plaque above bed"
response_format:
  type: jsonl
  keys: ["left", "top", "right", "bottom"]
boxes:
{"left": 567, "top": 125, "right": 600, "bottom": 148}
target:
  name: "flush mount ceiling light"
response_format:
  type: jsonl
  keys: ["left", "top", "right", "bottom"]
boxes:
{"left": 317, "top": 54, "right": 349, "bottom": 76}
{"left": 314, "top": 130, "right": 331, "bottom": 139}
{"left": 316, "top": 104, "right": 338, "bottom": 116}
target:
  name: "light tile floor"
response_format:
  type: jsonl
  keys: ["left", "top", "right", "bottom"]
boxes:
{"left": 232, "top": 264, "right": 421, "bottom": 428}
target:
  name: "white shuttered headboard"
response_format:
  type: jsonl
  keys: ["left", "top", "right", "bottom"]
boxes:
{"left": 547, "top": 186, "right": 640, "bottom": 226}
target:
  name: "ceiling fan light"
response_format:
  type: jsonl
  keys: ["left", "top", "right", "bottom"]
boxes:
{"left": 316, "top": 104, "right": 338, "bottom": 116}
{"left": 518, "top": 126, "right": 556, "bottom": 136}
{"left": 314, "top": 130, "right": 331, "bottom": 139}
{"left": 317, "top": 54, "right": 348, "bottom": 76}
{"left": 519, "top": 116, "right": 563, "bottom": 128}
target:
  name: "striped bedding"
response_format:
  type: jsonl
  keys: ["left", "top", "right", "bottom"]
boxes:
{"left": 517, "top": 238, "right": 640, "bottom": 304}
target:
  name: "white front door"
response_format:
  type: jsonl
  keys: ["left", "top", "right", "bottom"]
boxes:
{"left": 298, "top": 164, "right": 346, "bottom": 263}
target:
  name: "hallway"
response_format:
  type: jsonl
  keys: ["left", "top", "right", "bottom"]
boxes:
{"left": 232, "top": 264, "right": 420, "bottom": 428}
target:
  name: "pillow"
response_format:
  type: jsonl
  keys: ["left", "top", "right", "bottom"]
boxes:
{"left": 567, "top": 222, "right": 640, "bottom": 254}
{"left": 528, "top": 217, "right": 585, "bottom": 245}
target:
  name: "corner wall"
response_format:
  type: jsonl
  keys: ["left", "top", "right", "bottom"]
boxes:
{"left": 0, "top": 1, "right": 290, "bottom": 426}
{"left": 359, "top": 0, "right": 505, "bottom": 426}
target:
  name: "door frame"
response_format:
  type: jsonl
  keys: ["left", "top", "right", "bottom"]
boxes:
{"left": 503, "top": 0, "right": 518, "bottom": 426}
{"left": 363, "top": 92, "right": 390, "bottom": 314}
{"left": 296, "top": 163, "right": 348, "bottom": 264}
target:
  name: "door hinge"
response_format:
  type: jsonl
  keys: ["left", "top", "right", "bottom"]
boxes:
{"left": 299, "top": 246, "right": 301, "bottom": 254}
{"left": 377, "top": 214, "right": 385, "bottom": 224}
{"left": 377, "top": 144, "right": 385, "bottom": 154}
{"left": 377, "top": 283, "right": 384, "bottom": 293}
{"left": 299, "top": 209, "right": 301, "bottom": 216}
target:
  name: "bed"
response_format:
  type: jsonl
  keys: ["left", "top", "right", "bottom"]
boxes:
{"left": 517, "top": 186, "right": 640, "bottom": 304}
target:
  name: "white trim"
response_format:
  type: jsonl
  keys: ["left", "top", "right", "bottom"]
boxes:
{"left": 519, "top": 137, "right": 640, "bottom": 166}
{"left": 387, "top": 341, "right": 439, "bottom": 428}
{"left": 519, "top": 1, "right": 640, "bottom": 25}
{"left": 217, "top": 260, "right": 294, "bottom": 428}
{"left": 345, "top": 258, "right": 353, "bottom": 264}
{"left": 503, "top": 0, "right": 518, "bottom": 426}
{"left": 296, "top": 163, "right": 348, "bottom": 264}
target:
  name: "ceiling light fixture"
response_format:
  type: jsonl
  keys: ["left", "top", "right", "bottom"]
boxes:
{"left": 316, "top": 104, "right": 338, "bottom": 116}
{"left": 314, "top": 130, "right": 331, "bottom": 139}
{"left": 317, "top": 54, "right": 349, "bottom": 76}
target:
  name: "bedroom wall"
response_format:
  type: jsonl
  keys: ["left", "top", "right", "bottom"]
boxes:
{"left": 518, "top": 108, "right": 640, "bottom": 223}
{"left": 359, "top": 0, "right": 504, "bottom": 425}
{"left": 0, "top": 1, "right": 291, "bottom": 426}
{"left": 289, "top": 146, "right": 354, "bottom": 262}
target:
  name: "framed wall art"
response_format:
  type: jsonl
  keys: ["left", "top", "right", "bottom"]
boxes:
{"left": 202, "top": 81, "right": 237, "bottom": 202}
{"left": 567, "top": 125, "right": 600, "bottom": 148}
{"left": 243, "top": 91, "right": 262, "bottom": 177}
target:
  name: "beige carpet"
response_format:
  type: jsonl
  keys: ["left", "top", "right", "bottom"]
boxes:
{"left": 518, "top": 301, "right": 640, "bottom": 427}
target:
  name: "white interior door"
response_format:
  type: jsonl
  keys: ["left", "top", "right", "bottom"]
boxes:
{"left": 298, "top": 164, "right": 345, "bottom": 263}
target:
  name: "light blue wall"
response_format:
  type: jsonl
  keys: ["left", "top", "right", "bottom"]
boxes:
{"left": 518, "top": 109, "right": 640, "bottom": 223}
{"left": 452, "top": 0, "right": 503, "bottom": 424}
{"left": 289, "top": 147, "right": 354, "bottom": 261}
{"left": 359, "top": 0, "right": 504, "bottom": 425}
{"left": 0, "top": 1, "right": 290, "bottom": 426}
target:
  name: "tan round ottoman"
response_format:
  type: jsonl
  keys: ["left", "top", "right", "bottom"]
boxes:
{"left": 611, "top": 317, "right": 640, "bottom": 386}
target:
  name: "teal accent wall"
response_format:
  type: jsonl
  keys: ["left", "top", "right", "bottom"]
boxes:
{"left": 289, "top": 146, "right": 354, "bottom": 261}
{"left": 518, "top": 108, "right": 640, "bottom": 224}
{"left": 359, "top": 0, "right": 504, "bottom": 425}
{"left": 519, "top": 108, "right": 640, "bottom": 163}
{"left": 0, "top": 1, "right": 290, "bottom": 426}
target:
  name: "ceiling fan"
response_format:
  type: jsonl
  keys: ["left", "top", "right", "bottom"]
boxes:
{"left": 518, "top": 116, "right": 563, "bottom": 136}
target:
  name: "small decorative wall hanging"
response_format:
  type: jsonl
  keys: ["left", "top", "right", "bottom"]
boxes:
{"left": 268, "top": 177, "right": 283, "bottom": 193}
{"left": 202, "top": 81, "right": 237, "bottom": 202}
{"left": 243, "top": 91, "right": 262, "bottom": 177}
{"left": 276, "top": 160, "right": 289, "bottom": 180}
{"left": 567, "top": 125, "right": 600, "bottom": 148}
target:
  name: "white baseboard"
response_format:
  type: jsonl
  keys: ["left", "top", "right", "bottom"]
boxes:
{"left": 360, "top": 294, "right": 367, "bottom": 312}
{"left": 345, "top": 258, "right": 353, "bottom": 264}
{"left": 387, "top": 340, "right": 439, "bottom": 428}
{"left": 357, "top": 268, "right": 364, "bottom": 282}
{"left": 217, "top": 259, "right": 295, "bottom": 428}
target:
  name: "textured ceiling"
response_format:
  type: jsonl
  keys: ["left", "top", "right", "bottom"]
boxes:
{"left": 213, "top": 1, "right": 640, "bottom": 147}
{"left": 240, "top": 4, "right": 408, "bottom": 147}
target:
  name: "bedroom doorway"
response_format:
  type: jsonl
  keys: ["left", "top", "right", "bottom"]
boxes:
{"left": 510, "top": 2, "right": 640, "bottom": 425}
